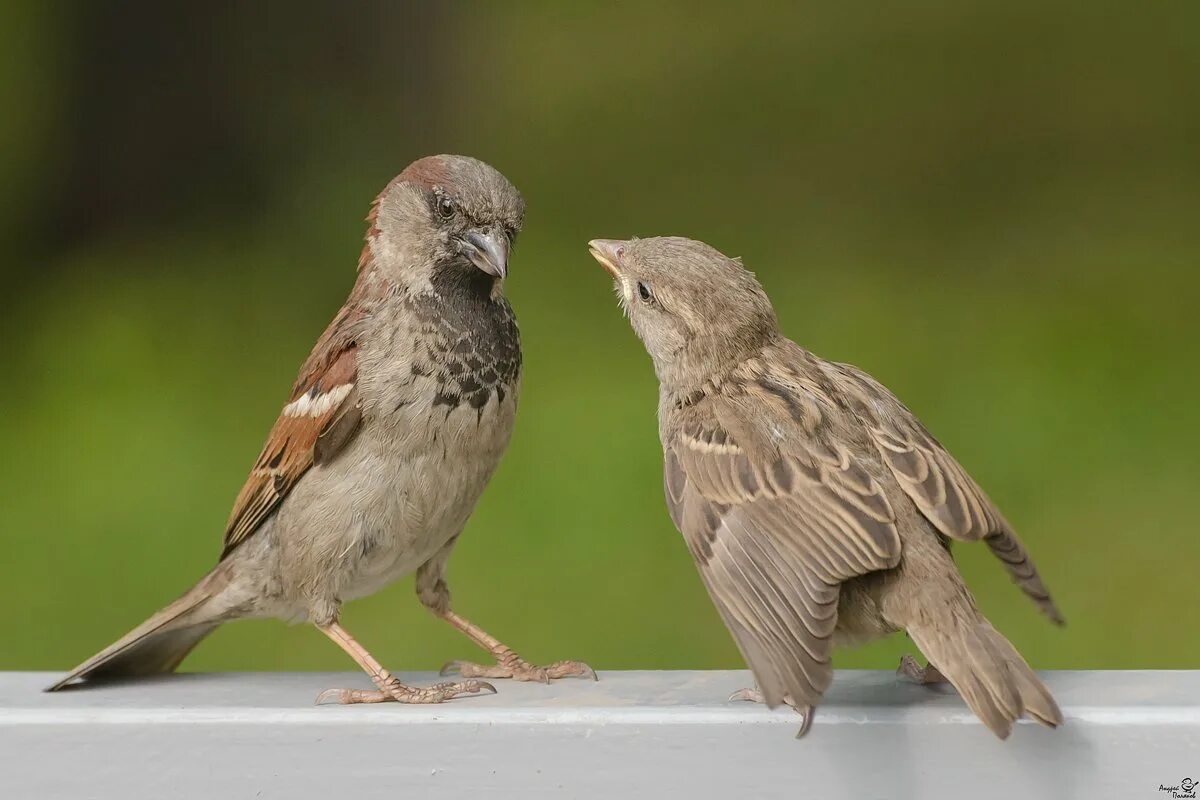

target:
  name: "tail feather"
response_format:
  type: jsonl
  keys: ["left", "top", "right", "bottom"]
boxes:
{"left": 1004, "top": 653, "right": 1062, "bottom": 728}
{"left": 909, "top": 617, "right": 1062, "bottom": 739}
{"left": 985, "top": 529, "right": 1065, "bottom": 625}
{"left": 46, "top": 577, "right": 220, "bottom": 692}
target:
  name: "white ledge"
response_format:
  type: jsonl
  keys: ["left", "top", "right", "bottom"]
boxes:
{"left": 4, "top": 670, "right": 1198, "bottom": 799}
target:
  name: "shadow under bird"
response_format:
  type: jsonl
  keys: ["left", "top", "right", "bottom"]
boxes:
{"left": 588, "top": 236, "right": 1062, "bottom": 739}
{"left": 48, "top": 155, "right": 594, "bottom": 703}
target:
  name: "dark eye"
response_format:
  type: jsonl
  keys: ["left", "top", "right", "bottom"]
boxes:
{"left": 437, "top": 196, "right": 456, "bottom": 219}
{"left": 637, "top": 281, "right": 653, "bottom": 302}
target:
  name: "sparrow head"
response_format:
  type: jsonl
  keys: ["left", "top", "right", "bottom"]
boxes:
{"left": 369, "top": 155, "right": 525, "bottom": 286}
{"left": 588, "top": 236, "right": 779, "bottom": 386}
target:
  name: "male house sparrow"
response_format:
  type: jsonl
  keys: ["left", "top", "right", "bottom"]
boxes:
{"left": 48, "top": 155, "right": 593, "bottom": 703}
{"left": 588, "top": 236, "right": 1061, "bottom": 738}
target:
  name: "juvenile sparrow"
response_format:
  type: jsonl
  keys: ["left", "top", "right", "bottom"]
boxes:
{"left": 48, "top": 155, "right": 594, "bottom": 703}
{"left": 588, "top": 236, "right": 1061, "bottom": 738}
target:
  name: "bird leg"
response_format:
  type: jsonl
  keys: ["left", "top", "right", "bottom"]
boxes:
{"left": 435, "top": 610, "right": 597, "bottom": 683}
{"left": 729, "top": 685, "right": 815, "bottom": 737}
{"left": 896, "top": 654, "right": 948, "bottom": 685}
{"left": 314, "top": 621, "right": 496, "bottom": 705}
{"left": 415, "top": 551, "right": 595, "bottom": 683}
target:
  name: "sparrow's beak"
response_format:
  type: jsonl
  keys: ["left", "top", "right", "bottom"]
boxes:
{"left": 588, "top": 239, "right": 626, "bottom": 279}
{"left": 461, "top": 228, "right": 510, "bottom": 279}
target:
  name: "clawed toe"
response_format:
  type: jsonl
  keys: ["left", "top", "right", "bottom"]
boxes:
{"left": 316, "top": 687, "right": 389, "bottom": 705}
{"left": 729, "top": 685, "right": 814, "bottom": 737}
{"left": 427, "top": 679, "right": 497, "bottom": 700}
{"left": 897, "top": 654, "right": 947, "bottom": 685}
{"left": 441, "top": 657, "right": 596, "bottom": 683}
{"left": 729, "top": 687, "right": 765, "bottom": 703}
{"left": 541, "top": 660, "right": 598, "bottom": 681}
{"left": 315, "top": 677, "right": 496, "bottom": 705}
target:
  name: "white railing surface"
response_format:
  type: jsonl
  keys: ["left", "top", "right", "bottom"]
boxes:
{"left": 3, "top": 670, "right": 1197, "bottom": 799}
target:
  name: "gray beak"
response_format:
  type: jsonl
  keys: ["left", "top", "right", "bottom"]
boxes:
{"left": 461, "top": 228, "right": 510, "bottom": 279}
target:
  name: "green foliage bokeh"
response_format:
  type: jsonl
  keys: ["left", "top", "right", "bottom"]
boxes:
{"left": 2, "top": 2, "right": 1197, "bottom": 673}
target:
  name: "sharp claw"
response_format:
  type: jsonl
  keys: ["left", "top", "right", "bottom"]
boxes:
{"left": 316, "top": 688, "right": 391, "bottom": 705}
{"left": 438, "top": 678, "right": 495, "bottom": 696}
{"left": 545, "top": 661, "right": 596, "bottom": 681}
{"left": 729, "top": 688, "right": 759, "bottom": 703}
{"left": 795, "top": 706, "right": 815, "bottom": 738}
{"left": 315, "top": 689, "right": 346, "bottom": 705}
{"left": 439, "top": 660, "right": 463, "bottom": 677}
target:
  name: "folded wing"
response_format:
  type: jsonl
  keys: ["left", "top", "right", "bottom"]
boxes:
{"left": 221, "top": 305, "right": 365, "bottom": 557}
{"left": 665, "top": 419, "right": 901, "bottom": 708}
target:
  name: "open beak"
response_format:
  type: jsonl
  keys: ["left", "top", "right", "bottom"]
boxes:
{"left": 588, "top": 239, "right": 626, "bottom": 279}
{"left": 461, "top": 228, "right": 510, "bottom": 279}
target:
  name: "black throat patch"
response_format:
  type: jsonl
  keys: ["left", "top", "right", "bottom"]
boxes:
{"left": 408, "top": 262, "right": 521, "bottom": 413}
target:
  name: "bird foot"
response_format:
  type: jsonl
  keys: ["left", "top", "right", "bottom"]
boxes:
{"left": 440, "top": 650, "right": 597, "bottom": 684}
{"left": 316, "top": 675, "right": 497, "bottom": 705}
{"left": 728, "top": 686, "right": 768, "bottom": 704}
{"left": 896, "top": 655, "right": 947, "bottom": 685}
{"left": 728, "top": 686, "right": 815, "bottom": 737}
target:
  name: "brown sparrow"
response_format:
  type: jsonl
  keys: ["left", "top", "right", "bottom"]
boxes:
{"left": 589, "top": 235, "right": 1061, "bottom": 738}
{"left": 47, "top": 155, "right": 594, "bottom": 703}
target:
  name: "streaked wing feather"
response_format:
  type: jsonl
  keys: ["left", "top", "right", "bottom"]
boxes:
{"left": 220, "top": 316, "right": 364, "bottom": 558}
{"left": 667, "top": 420, "right": 901, "bottom": 708}
{"left": 830, "top": 362, "right": 1064, "bottom": 624}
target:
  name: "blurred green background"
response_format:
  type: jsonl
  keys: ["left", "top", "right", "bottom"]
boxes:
{"left": 2, "top": 2, "right": 1197, "bottom": 675}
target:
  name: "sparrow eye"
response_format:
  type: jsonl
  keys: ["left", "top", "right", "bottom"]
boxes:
{"left": 637, "top": 281, "right": 653, "bottom": 303}
{"left": 437, "top": 196, "right": 456, "bottom": 219}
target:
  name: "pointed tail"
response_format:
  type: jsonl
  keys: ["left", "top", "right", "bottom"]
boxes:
{"left": 907, "top": 612, "right": 1062, "bottom": 739}
{"left": 46, "top": 573, "right": 224, "bottom": 692}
